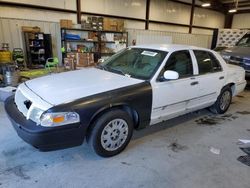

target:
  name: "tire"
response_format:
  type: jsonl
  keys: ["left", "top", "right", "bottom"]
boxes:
{"left": 87, "top": 109, "right": 133, "bottom": 157}
{"left": 210, "top": 86, "right": 232, "bottom": 114}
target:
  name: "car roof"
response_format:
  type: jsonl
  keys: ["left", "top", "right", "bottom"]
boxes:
{"left": 131, "top": 44, "right": 211, "bottom": 52}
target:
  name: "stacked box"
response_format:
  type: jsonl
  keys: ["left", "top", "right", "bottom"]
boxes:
{"left": 81, "top": 21, "right": 92, "bottom": 30}
{"left": 60, "top": 19, "right": 73, "bottom": 28}
{"left": 103, "top": 18, "right": 124, "bottom": 31}
{"left": 81, "top": 16, "right": 103, "bottom": 30}
{"left": 21, "top": 26, "right": 40, "bottom": 32}
{"left": 76, "top": 53, "right": 94, "bottom": 67}
{"left": 64, "top": 52, "right": 76, "bottom": 70}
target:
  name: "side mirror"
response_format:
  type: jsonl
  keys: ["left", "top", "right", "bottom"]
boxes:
{"left": 98, "top": 58, "right": 105, "bottom": 63}
{"left": 163, "top": 70, "right": 179, "bottom": 80}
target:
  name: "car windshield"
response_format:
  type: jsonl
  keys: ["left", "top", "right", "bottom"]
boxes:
{"left": 236, "top": 34, "right": 250, "bottom": 47}
{"left": 97, "top": 48, "right": 167, "bottom": 80}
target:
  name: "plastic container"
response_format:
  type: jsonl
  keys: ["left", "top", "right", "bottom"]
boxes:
{"left": 0, "top": 51, "right": 11, "bottom": 63}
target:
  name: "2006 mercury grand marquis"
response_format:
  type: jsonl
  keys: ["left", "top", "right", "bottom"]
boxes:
{"left": 5, "top": 44, "right": 246, "bottom": 157}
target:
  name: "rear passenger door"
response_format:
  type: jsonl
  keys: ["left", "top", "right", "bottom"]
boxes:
{"left": 191, "top": 50, "right": 225, "bottom": 108}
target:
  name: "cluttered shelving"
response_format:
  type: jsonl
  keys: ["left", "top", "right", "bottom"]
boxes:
{"left": 61, "top": 27, "right": 128, "bottom": 69}
{"left": 24, "top": 32, "right": 52, "bottom": 68}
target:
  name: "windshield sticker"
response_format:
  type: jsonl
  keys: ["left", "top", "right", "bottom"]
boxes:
{"left": 141, "top": 51, "right": 158, "bottom": 57}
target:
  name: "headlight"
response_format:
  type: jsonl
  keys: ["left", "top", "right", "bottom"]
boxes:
{"left": 40, "top": 112, "right": 80, "bottom": 127}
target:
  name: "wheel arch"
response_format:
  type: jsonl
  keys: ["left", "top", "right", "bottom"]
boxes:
{"left": 86, "top": 104, "right": 140, "bottom": 136}
{"left": 224, "top": 82, "right": 236, "bottom": 96}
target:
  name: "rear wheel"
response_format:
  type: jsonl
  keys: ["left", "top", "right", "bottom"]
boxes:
{"left": 87, "top": 110, "right": 133, "bottom": 157}
{"left": 210, "top": 86, "right": 232, "bottom": 114}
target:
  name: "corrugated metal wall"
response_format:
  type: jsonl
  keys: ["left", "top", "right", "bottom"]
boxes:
{"left": 127, "top": 29, "right": 213, "bottom": 49}
{"left": 0, "top": 17, "right": 62, "bottom": 63}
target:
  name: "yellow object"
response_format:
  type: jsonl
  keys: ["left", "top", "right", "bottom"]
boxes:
{"left": 0, "top": 51, "right": 11, "bottom": 63}
{"left": 53, "top": 116, "right": 65, "bottom": 123}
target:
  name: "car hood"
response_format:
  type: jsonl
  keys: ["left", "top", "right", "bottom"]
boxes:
{"left": 222, "top": 46, "right": 250, "bottom": 58}
{"left": 25, "top": 68, "right": 143, "bottom": 106}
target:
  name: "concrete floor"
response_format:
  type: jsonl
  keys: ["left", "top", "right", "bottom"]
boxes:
{"left": 0, "top": 90, "right": 250, "bottom": 188}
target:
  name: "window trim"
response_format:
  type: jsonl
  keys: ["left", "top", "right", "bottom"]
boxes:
{"left": 156, "top": 50, "right": 195, "bottom": 82}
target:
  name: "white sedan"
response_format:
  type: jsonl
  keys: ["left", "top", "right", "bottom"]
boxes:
{"left": 5, "top": 44, "right": 246, "bottom": 157}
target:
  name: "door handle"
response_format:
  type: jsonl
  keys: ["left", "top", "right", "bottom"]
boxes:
{"left": 190, "top": 81, "right": 199, "bottom": 86}
{"left": 219, "top": 76, "right": 224, "bottom": 80}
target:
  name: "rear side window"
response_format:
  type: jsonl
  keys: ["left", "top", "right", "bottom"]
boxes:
{"left": 194, "top": 50, "right": 222, "bottom": 74}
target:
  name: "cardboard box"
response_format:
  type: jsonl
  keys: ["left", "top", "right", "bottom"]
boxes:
{"left": 60, "top": 19, "right": 73, "bottom": 28}
{"left": 21, "top": 26, "right": 40, "bottom": 32}
{"left": 64, "top": 58, "right": 75, "bottom": 70}
{"left": 103, "top": 18, "right": 124, "bottom": 31}
{"left": 76, "top": 53, "right": 94, "bottom": 67}
{"left": 117, "top": 20, "right": 124, "bottom": 32}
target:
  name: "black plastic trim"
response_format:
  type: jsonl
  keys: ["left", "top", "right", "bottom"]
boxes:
{"left": 4, "top": 96, "right": 85, "bottom": 151}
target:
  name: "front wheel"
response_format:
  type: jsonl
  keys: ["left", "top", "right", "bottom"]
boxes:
{"left": 87, "top": 110, "right": 133, "bottom": 157}
{"left": 210, "top": 86, "right": 232, "bottom": 114}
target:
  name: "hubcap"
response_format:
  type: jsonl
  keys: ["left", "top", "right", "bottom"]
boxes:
{"left": 220, "top": 91, "right": 231, "bottom": 110}
{"left": 101, "top": 119, "right": 129, "bottom": 151}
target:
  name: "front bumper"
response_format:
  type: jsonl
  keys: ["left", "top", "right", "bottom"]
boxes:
{"left": 4, "top": 96, "right": 86, "bottom": 151}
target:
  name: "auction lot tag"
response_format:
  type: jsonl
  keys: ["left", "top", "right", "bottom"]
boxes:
{"left": 141, "top": 51, "right": 158, "bottom": 57}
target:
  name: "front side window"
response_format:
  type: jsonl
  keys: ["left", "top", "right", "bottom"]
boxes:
{"left": 194, "top": 50, "right": 222, "bottom": 74}
{"left": 158, "top": 50, "right": 193, "bottom": 80}
{"left": 99, "top": 48, "right": 167, "bottom": 80}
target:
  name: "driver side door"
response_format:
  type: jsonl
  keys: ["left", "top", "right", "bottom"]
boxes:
{"left": 150, "top": 50, "right": 199, "bottom": 125}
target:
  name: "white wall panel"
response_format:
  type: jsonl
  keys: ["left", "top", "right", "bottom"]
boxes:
{"left": 127, "top": 29, "right": 213, "bottom": 49}
{"left": 124, "top": 20, "right": 145, "bottom": 29}
{"left": 0, "top": 0, "right": 76, "bottom": 10}
{"left": 192, "top": 28, "right": 214, "bottom": 35}
{"left": 232, "top": 14, "right": 250, "bottom": 28}
{"left": 0, "top": 18, "right": 62, "bottom": 64}
{"left": 150, "top": 0, "right": 191, "bottom": 25}
{"left": 81, "top": 0, "right": 146, "bottom": 19}
{"left": 149, "top": 23, "right": 189, "bottom": 33}
{"left": 0, "top": 7, "right": 77, "bottom": 23}
{"left": 193, "top": 8, "right": 225, "bottom": 28}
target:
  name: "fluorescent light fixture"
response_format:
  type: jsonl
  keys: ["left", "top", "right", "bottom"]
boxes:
{"left": 202, "top": 3, "right": 211, "bottom": 7}
{"left": 229, "top": 9, "right": 237, "bottom": 13}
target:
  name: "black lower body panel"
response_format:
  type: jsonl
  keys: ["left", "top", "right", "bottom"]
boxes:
{"left": 4, "top": 96, "right": 86, "bottom": 151}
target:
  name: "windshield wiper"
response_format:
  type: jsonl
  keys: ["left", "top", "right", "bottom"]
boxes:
{"left": 108, "top": 67, "right": 128, "bottom": 76}
{"left": 96, "top": 64, "right": 108, "bottom": 71}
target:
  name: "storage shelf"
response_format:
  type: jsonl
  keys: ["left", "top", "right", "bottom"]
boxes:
{"left": 29, "top": 46, "right": 44, "bottom": 48}
{"left": 63, "top": 51, "right": 96, "bottom": 53}
{"left": 24, "top": 31, "right": 52, "bottom": 68}
{"left": 62, "top": 39, "right": 98, "bottom": 43}
{"left": 61, "top": 28, "right": 128, "bottom": 61}
{"left": 101, "top": 41, "right": 127, "bottom": 44}
{"left": 29, "top": 39, "right": 44, "bottom": 41}
{"left": 61, "top": 28, "right": 126, "bottom": 34}
{"left": 31, "top": 52, "right": 45, "bottom": 55}
{"left": 61, "top": 27, "right": 98, "bottom": 32}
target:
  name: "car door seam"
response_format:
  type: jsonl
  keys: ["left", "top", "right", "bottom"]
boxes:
{"left": 153, "top": 92, "right": 217, "bottom": 110}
